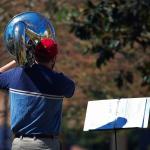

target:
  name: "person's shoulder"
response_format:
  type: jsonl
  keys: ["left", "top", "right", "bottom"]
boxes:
{"left": 53, "top": 71, "right": 70, "bottom": 79}
{"left": 56, "top": 72, "right": 75, "bottom": 98}
{"left": 0, "top": 66, "right": 23, "bottom": 80}
{"left": 56, "top": 72, "right": 75, "bottom": 85}
{"left": 10, "top": 66, "right": 24, "bottom": 72}
{"left": 0, "top": 66, "right": 22, "bottom": 74}
{"left": 51, "top": 71, "right": 75, "bottom": 98}
{"left": 5, "top": 66, "right": 27, "bottom": 77}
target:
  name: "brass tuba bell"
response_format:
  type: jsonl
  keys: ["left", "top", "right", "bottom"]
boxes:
{"left": 4, "top": 11, "right": 56, "bottom": 66}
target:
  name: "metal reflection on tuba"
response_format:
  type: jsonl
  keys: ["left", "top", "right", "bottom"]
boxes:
{"left": 4, "top": 11, "right": 56, "bottom": 66}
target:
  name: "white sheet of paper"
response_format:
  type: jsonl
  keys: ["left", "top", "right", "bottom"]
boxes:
{"left": 115, "top": 98, "right": 146, "bottom": 128}
{"left": 83, "top": 98, "right": 150, "bottom": 131}
{"left": 83, "top": 99, "right": 118, "bottom": 131}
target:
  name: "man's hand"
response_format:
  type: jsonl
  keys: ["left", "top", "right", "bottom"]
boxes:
{"left": 0, "top": 60, "right": 16, "bottom": 73}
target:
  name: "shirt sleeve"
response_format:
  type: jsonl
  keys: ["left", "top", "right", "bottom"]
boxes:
{"left": 60, "top": 73, "right": 75, "bottom": 98}
{"left": 0, "top": 70, "right": 13, "bottom": 90}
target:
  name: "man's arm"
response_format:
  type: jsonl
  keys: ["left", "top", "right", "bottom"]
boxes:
{"left": 61, "top": 74, "right": 75, "bottom": 98}
{"left": 0, "top": 60, "right": 16, "bottom": 73}
{"left": 0, "top": 60, "right": 17, "bottom": 89}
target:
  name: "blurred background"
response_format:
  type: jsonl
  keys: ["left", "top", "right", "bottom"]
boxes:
{"left": 0, "top": 0, "right": 150, "bottom": 150}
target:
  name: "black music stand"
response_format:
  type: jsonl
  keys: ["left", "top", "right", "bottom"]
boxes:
{"left": 83, "top": 97, "right": 150, "bottom": 150}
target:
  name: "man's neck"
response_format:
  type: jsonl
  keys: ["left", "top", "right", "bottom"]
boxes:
{"left": 36, "top": 61, "right": 53, "bottom": 70}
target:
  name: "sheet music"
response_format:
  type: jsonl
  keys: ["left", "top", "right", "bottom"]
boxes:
{"left": 83, "top": 99, "right": 118, "bottom": 131}
{"left": 83, "top": 97, "right": 150, "bottom": 131}
{"left": 115, "top": 98, "right": 146, "bottom": 128}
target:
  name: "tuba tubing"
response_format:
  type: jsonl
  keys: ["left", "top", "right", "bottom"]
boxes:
{"left": 4, "top": 11, "right": 56, "bottom": 66}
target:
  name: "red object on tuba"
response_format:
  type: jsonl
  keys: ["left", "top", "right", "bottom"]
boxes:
{"left": 35, "top": 38, "right": 58, "bottom": 63}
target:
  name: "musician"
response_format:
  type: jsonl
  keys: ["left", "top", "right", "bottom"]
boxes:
{"left": 0, "top": 38, "right": 75, "bottom": 150}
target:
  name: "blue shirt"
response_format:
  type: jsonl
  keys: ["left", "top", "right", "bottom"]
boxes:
{"left": 0, "top": 64, "right": 75, "bottom": 135}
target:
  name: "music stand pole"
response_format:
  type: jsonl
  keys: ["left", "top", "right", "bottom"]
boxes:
{"left": 114, "top": 129, "right": 118, "bottom": 150}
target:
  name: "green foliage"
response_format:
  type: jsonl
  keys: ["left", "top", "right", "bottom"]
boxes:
{"left": 70, "top": 0, "right": 150, "bottom": 89}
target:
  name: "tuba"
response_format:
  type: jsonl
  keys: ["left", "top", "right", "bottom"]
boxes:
{"left": 4, "top": 11, "right": 56, "bottom": 66}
